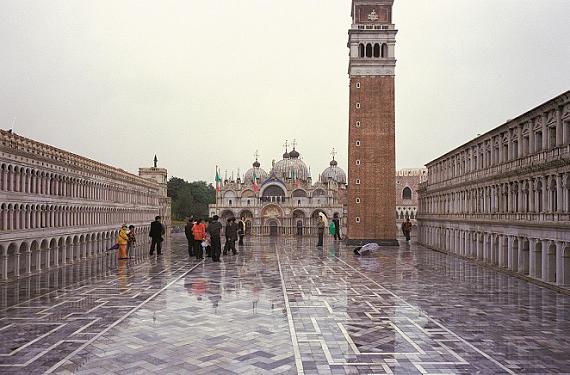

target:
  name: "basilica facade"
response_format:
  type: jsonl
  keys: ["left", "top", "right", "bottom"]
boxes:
{"left": 209, "top": 147, "right": 347, "bottom": 237}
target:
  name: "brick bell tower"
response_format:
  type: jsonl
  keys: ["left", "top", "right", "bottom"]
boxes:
{"left": 347, "top": 0, "right": 398, "bottom": 246}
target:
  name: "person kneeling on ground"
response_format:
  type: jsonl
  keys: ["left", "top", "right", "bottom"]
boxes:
{"left": 353, "top": 242, "right": 381, "bottom": 256}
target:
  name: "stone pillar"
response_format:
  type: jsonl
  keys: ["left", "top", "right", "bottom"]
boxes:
{"left": 557, "top": 175, "right": 563, "bottom": 213}
{"left": 542, "top": 176, "right": 549, "bottom": 213}
{"left": 476, "top": 233, "right": 483, "bottom": 260}
{"left": 556, "top": 241, "right": 565, "bottom": 285}
{"left": 482, "top": 233, "right": 489, "bottom": 261}
{"left": 1, "top": 255, "right": 8, "bottom": 281}
{"left": 529, "top": 238, "right": 537, "bottom": 277}
{"left": 499, "top": 235, "right": 506, "bottom": 267}
{"left": 555, "top": 108, "right": 563, "bottom": 146}
{"left": 36, "top": 249, "right": 41, "bottom": 272}
{"left": 529, "top": 128, "right": 535, "bottom": 154}
{"left": 25, "top": 250, "right": 32, "bottom": 275}
{"left": 53, "top": 246, "right": 59, "bottom": 267}
{"left": 507, "top": 236, "right": 514, "bottom": 270}
{"left": 541, "top": 239, "right": 549, "bottom": 281}
{"left": 542, "top": 114, "right": 548, "bottom": 150}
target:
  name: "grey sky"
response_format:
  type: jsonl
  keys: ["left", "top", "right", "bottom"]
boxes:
{"left": 1, "top": 0, "right": 569, "bottom": 183}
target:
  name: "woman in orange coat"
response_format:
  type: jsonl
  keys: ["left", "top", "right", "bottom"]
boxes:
{"left": 117, "top": 224, "right": 129, "bottom": 259}
{"left": 192, "top": 219, "right": 206, "bottom": 260}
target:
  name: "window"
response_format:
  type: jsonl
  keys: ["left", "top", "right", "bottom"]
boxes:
{"left": 366, "top": 43, "right": 372, "bottom": 58}
{"left": 356, "top": 160, "right": 361, "bottom": 165}
{"left": 356, "top": 102, "right": 361, "bottom": 109}
{"left": 356, "top": 198, "right": 361, "bottom": 204}
{"left": 247, "top": 199, "right": 250, "bottom": 206}
{"left": 356, "top": 179, "right": 361, "bottom": 185}
{"left": 359, "top": 43, "right": 365, "bottom": 58}
{"left": 229, "top": 199, "right": 232, "bottom": 206}
{"left": 356, "top": 140, "right": 361, "bottom": 146}
{"left": 402, "top": 187, "right": 412, "bottom": 200}
{"left": 373, "top": 43, "right": 380, "bottom": 58}
{"left": 356, "top": 121, "right": 361, "bottom": 127}
{"left": 297, "top": 199, "right": 301, "bottom": 206}
{"left": 381, "top": 43, "right": 388, "bottom": 58}
{"left": 356, "top": 82, "right": 360, "bottom": 89}
{"left": 356, "top": 217, "right": 361, "bottom": 223}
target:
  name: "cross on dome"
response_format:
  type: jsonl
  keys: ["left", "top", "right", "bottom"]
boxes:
{"left": 330, "top": 147, "right": 337, "bottom": 160}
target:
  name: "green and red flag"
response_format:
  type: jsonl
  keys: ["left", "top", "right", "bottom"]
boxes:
{"left": 253, "top": 169, "right": 259, "bottom": 192}
{"left": 215, "top": 166, "right": 222, "bottom": 192}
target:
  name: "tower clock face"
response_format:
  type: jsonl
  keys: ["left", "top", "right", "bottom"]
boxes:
{"left": 356, "top": 5, "right": 391, "bottom": 23}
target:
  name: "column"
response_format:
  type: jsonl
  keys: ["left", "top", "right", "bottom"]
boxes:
{"left": 542, "top": 176, "right": 549, "bottom": 213}
{"left": 556, "top": 241, "right": 565, "bottom": 285}
{"left": 1, "top": 254, "right": 8, "bottom": 281}
{"left": 25, "top": 249, "right": 32, "bottom": 275}
{"left": 529, "top": 238, "right": 537, "bottom": 277}
{"left": 499, "top": 235, "right": 507, "bottom": 267}
{"left": 557, "top": 174, "right": 563, "bottom": 213}
{"left": 555, "top": 108, "right": 563, "bottom": 146}
{"left": 476, "top": 233, "right": 483, "bottom": 260}
{"left": 529, "top": 128, "right": 535, "bottom": 154}
{"left": 541, "top": 239, "right": 549, "bottom": 282}
{"left": 542, "top": 114, "right": 548, "bottom": 150}
{"left": 507, "top": 236, "right": 514, "bottom": 270}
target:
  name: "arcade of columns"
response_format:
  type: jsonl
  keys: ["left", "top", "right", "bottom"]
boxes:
{"left": 417, "top": 91, "right": 570, "bottom": 287}
{"left": 0, "top": 129, "right": 171, "bottom": 281}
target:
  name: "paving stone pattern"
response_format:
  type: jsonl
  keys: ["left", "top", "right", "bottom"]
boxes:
{"left": 0, "top": 235, "right": 568, "bottom": 374}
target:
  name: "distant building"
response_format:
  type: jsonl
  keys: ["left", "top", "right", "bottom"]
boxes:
{"left": 417, "top": 91, "right": 570, "bottom": 287}
{"left": 209, "top": 146, "right": 347, "bottom": 236}
{"left": 396, "top": 168, "right": 427, "bottom": 229}
{"left": 0, "top": 130, "right": 171, "bottom": 281}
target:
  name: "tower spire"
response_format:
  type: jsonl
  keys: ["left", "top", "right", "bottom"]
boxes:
{"left": 153, "top": 155, "right": 158, "bottom": 168}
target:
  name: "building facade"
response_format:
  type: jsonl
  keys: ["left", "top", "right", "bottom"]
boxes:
{"left": 0, "top": 130, "right": 171, "bottom": 281}
{"left": 417, "top": 91, "right": 570, "bottom": 287}
{"left": 209, "top": 148, "right": 347, "bottom": 236}
{"left": 347, "top": 0, "right": 398, "bottom": 245}
{"left": 396, "top": 168, "right": 427, "bottom": 228}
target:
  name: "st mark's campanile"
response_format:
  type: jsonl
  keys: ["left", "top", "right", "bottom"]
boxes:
{"left": 347, "top": 0, "right": 398, "bottom": 245}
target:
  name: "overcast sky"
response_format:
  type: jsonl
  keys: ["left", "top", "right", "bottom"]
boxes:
{"left": 1, "top": 0, "right": 569, "bottom": 183}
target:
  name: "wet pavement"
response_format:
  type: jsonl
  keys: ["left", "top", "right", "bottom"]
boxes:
{"left": 0, "top": 234, "right": 568, "bottom": 374}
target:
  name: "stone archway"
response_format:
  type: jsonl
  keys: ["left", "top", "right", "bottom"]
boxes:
{"left": 268, "top": 219, "right": 279, "bottom": 237}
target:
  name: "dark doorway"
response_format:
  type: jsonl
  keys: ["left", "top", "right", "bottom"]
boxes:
{"left": 296, "top": 221, "right": 303, "bottom": 236}
{"left": 269, "top": 221, "right": 278, "bottom": 237}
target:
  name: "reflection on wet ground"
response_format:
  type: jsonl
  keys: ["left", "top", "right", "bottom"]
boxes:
{"left": 0, "top": 234, "right": 568, "bottom": 374}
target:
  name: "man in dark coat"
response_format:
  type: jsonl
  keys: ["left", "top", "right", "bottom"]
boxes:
{"left": 225, "top": 218, "right": 239, "bottom": 255}
{"left": 149, "top": 216, "right": 165, "bottom": 256}
{"left": 206, "top": 215, "right": 223, "bottom": 262}
{"left": 184, "top": 217, "right": 194, "bottom": 257}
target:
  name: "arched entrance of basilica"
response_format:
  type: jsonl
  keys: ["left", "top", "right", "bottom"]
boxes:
{"left": 268, "top": 220, "right": 279, "bottom": 237}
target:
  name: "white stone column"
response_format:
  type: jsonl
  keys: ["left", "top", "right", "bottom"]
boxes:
{"left": 556, "top": 175, "right": 563, "bottom": 213}
{"left": 529, "top": 238, "right": 537, "bottom": 277}
{"left": 507, "top": 236, "right": 514, "bottom": 270}
{"left": 541, "top": 239, "right": 549, "bottom": 281}
{"left": 1, "top": 255, "right": 8, "bottom": 281}
{"left": 25, "top": 250, "right": 32, "bottom": 275}
{"left": 556, "top": 241, "right": 565, "bottom": 285}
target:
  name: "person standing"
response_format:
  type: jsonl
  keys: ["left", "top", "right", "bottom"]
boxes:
{"left": 127, "top": 225, "right": 136, "bottom": 258}
{"left": 402, "top": 218, "right": 412, "bottom": 242}
{"left": 185, "top": 218, "right": 195, "bottom": 257}
{"left": 238, "top": 217, "right": 246, "bottom": 246}
{"left": 223, "top": 218, "right": 232, "bottom": 255}
{"left": 226, "top": 218, "right": 238, "bottom": 255}
{"left": 333, "top": 213, "right": 342, "bottom": 241}
{"left": 192, "top": 218, "right": 206, "bottom": 259}
{"left": 118, "top": 224, "right": 129, "bottom": 259}
{"left": 149, "top": 216, "right": 165, "bottom": 256}
{"left": 207, "top": 215, "right": 223, "bottom": 262}
{"left": 317, "top": 216, "right": 325, "bottom": 247}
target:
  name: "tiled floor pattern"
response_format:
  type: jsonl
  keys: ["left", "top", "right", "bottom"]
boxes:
{"left": 0, "top": 235, "right": 569, "bottom": 374}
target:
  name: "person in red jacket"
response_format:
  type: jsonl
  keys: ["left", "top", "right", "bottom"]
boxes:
{"left": 192, "top": 218, "right": 206, "bottom": 260}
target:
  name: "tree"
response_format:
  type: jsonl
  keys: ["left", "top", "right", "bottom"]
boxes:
{"left": 167, "top": 177, "right": 215, "bottom": 221}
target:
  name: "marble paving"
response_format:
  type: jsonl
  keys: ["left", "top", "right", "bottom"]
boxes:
{"left": 0, "top": 235, "right": 568, "bottom": 374}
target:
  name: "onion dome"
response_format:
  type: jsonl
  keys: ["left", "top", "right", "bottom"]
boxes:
{"left": 272, "top": 147, "right": 310, "bottom": 182}
{"left": 244, "top": 160, "right": 268, "bottom": 185}
{"left": 283, "top": 150, "right": 290, "bottom": 159}
{"left": 320, "top": 158, "right": 346, "bottom": 184}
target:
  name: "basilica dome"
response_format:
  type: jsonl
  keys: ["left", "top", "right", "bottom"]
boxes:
{"left": 244, "top": 160, "right": 268, "bottom": 185}
{"left": 272, "top": 148, "right": 310, "bottom": 182}
{"left": 320, "top": 158, "right": 346, "bottom": 184}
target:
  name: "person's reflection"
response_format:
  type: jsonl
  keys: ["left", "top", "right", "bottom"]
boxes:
{"left": 185, "top": 277, "right": 208, "bottom": 301}
{"left": 207, "top": 281, "right": 222, "bottom": 312}
{"left": 251, "top": 279, "right": 261, "bottom": 314}
{"left": 328, "top": 243, "right": 340, "bottom": 258}
{"left": 118, "top": 259, "right": 128, "bottom": 291}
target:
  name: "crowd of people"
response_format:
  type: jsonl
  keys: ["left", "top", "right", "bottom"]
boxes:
{"left": 110, "top": 214, "right": 414, "bottom": 261}
{"left": 184, "top": 216, "right": 247, "bottom": 262}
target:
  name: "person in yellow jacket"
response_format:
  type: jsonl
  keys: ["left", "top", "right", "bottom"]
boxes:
{"left": 117, "top": 224, "right": 129, "bottom": 259}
